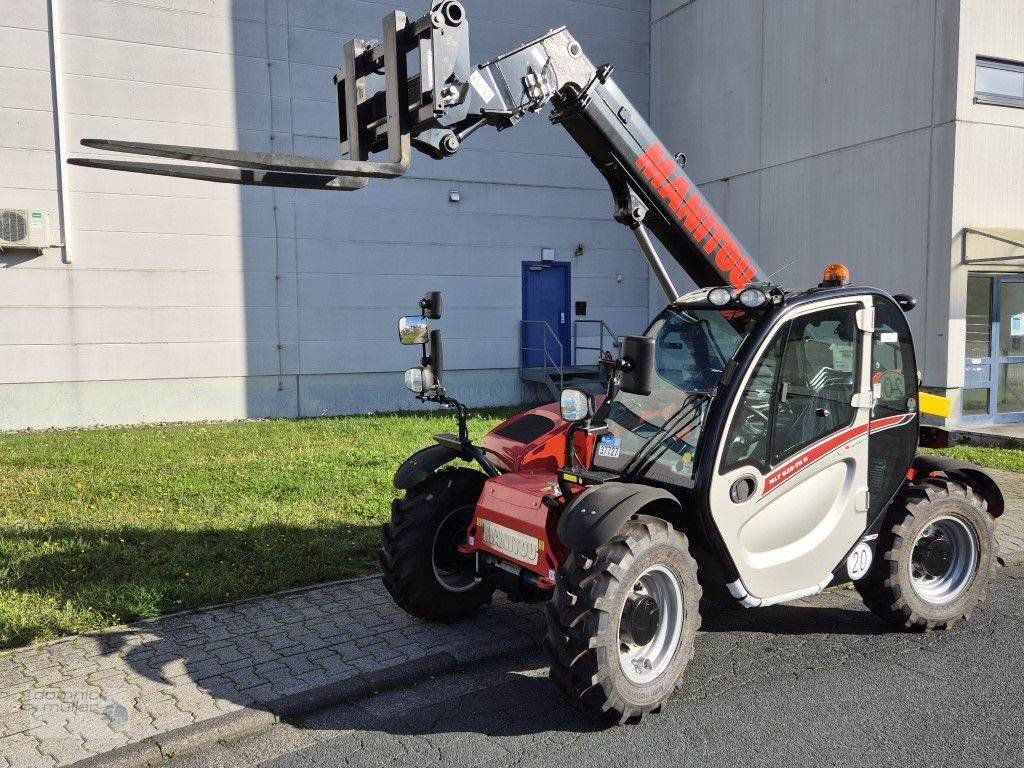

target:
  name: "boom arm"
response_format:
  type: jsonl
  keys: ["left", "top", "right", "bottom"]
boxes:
{"left": 69, "top": 2, "right": 764, "bottom": 292}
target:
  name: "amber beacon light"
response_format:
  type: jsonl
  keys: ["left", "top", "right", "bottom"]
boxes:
{"left": 821, "top": 263, "right": 851, "bottom": 287}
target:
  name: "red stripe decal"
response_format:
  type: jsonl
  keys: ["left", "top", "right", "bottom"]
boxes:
{"left": 762, "top": 413, "right": 914, "bottom": 495}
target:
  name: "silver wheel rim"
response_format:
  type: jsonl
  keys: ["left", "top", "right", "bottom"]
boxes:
{"left": 618, "top": 564, "right": 683, "bottom": 684}
{"left": 431, "top": 508, "right": 479, "bottom": 593}
{"left": 909, "top": 515, "right": 979, "bottom": 604}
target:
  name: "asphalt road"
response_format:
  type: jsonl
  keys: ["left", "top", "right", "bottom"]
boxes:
{"left": 171, "top": 567, "right": 1024, "bottom": 768}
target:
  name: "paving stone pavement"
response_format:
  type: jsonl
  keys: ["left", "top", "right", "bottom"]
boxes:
{"left": 0, "top": 579, "right": 545, "bottom": 768}
{"left": 990, "top": 469, "right": 1024, "bottom": 563}
{"left": 0, "top": 472, "right": 1020, "bottom": 768}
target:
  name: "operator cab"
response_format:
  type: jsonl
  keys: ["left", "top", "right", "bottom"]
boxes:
{"left": 583, "top": 269, "right": 918, "bottom": 503}
{"left": 586, "top": 284, "right": 780, "bottom": 488}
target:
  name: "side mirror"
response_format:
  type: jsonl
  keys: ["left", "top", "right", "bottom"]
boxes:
{"left": 894, "top": 294, "right": 917, "bottom": 313}
{"left": 398, "top": 316, "right": 429, "bottom": 345}
{"left": 619, "top": 335, "right": 655, "bottom": 396}
{"left": 559, "top": 388, "right": 593, "bottom": 422}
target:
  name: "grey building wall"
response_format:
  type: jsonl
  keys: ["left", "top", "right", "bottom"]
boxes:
{"left": 944, "top": 0, "right": 1024, "bottom": 416}
{"left": 0, "top": 0, "right": 652, "bottom": 430}
{"left": 649, "top": 0, "right": 1024, "bottom": 426}
{"left": 648, "top": 0, "right": 961, "bottom": 403}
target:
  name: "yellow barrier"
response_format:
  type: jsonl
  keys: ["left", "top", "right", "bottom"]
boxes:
{"left": 919, "top": 391, "right": 951, "bottom": 419}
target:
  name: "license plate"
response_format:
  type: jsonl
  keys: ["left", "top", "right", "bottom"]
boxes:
{"left": 481, "top": 520, "right": 539, "bottom": 565}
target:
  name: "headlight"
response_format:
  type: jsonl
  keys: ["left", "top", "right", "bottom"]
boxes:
{"left": 404, "top": 367, "right": 423, "bottom": 392}
{"left": 738, "top": 288, "right": 768, "bottom": 308}
{"left": 559, "top": 388, "right": 593, "bottom": 422}
{"left": 404, "top": 367, "right": 433, "bottom": 393}
{"left": 708, "top": 287, "right": 732, "bottom": 306}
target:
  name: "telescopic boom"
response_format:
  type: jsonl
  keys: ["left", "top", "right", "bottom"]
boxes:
{"left": 70, "top": 1, "right": 765, "bottom": 294}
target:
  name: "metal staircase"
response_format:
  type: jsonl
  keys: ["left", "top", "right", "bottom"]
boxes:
{"left": 519, "top": 319, "right": 620, "bottom": 401}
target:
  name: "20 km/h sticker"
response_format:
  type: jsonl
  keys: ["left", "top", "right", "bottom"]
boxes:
{"left": 847, "top": 542, "right": 873, "bottom": 580}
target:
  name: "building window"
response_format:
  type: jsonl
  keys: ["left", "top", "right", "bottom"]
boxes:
{"left": 975, "top": 57, "right": 1024, "bottom": 108}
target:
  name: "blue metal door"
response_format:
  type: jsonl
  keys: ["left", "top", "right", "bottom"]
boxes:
{"left": 522, "top": 261, "right": 571, "bottom": 369}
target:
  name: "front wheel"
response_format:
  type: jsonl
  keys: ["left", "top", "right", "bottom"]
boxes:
{"left": 856, "top": 478, "right": 996, "bottom": 631}
{"left": 544, "top": 516, "right": 701, "bottom": 723}
{"left": 380, "top": 468, "right": 494, "bottom": 621}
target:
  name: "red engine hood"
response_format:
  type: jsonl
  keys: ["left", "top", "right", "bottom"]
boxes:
{"left": 479, "top": 399, "right": 602, "bottom": 474}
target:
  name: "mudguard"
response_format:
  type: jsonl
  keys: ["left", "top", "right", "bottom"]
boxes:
{"left": 393, "top": 444, "right": 459, "bottom": 490}
{"left": 912, "top": 454, "right": 1005, "bottom": 518}
{"left": 557, "top": 482, "right": 681, "bottom": 552}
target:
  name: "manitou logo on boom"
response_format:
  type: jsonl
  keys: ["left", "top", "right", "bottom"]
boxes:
{"left": 636, "top": 144, "right": 755, "bottom": 289}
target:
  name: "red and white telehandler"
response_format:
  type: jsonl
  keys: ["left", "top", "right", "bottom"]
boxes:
{"left": 74, "top": 2, "right": 1005, "bottom": 722}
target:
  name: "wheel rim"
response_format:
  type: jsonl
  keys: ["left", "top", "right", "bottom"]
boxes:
{"left": 618, "top": 564, "right": 683, "bottom": 685}
{"left": 431, "top": 506, "right": 479, "bottom": 593}
{"left": 909, "top": 515, "right": 979, "bottom": 604}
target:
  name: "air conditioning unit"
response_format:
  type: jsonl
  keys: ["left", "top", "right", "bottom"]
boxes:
{"left": 0, "top": 209, "right": 53, "bottom": 249}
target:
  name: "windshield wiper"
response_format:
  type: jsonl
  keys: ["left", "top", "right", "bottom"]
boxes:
{"left": 618, "top": 392, "right": 711, "bottom": 480}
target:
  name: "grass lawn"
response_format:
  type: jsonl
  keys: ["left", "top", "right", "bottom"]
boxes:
{"left": 1, "top": 409, "right": 1020, "bottom": 651}
{"left": 927, "top": 445, "right": 1024, "bottom": 474}
{"left": 0, "top": 408, "right": 518, "bottom": 650}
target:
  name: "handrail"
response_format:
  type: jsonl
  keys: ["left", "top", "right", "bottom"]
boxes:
{"left": 519, "top": 320, "right": 564, "bottom": 393}
{"left": 573, "top": 319, "right": 620, "bottom": 366}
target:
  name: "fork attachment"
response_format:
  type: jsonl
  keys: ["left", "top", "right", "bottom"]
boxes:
{"left": 69, "top": 2, "right": 472, "bottom": 189}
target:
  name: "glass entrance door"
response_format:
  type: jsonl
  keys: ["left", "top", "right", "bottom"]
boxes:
{"left": 963, "top": 274, "right": 1024, "bottom": 423}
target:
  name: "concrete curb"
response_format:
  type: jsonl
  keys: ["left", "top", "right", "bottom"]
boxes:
{"left": 68, "top": 631, "right": 540, "bottom": 768}
{"left": 69, "top": 741, "right": 163, "bottom": 768}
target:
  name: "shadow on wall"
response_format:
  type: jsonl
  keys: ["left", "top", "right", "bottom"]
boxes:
{"left": 2, "top": 522, "right": 382, "bottom": 650}
{"left": 236, "top": 0, "right": 299, "bottom": 422}
{"left": 234, "top": 1, "right": 506, "bottom": 422}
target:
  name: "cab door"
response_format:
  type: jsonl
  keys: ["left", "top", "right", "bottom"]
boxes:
{"left": 709, "top": 297, "right": 873, "bottom": 602}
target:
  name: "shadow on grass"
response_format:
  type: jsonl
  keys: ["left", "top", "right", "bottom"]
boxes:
{"left": 1, "top": 522, "right": 382, "bottom": 651}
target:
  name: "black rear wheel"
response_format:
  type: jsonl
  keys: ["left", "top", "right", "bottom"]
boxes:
{"left": 856, "top": 478, "right": 995, "bottom": 631}
{"left": 380, "top": 468, "right": 494, "bottom": 621}
{"left": 544, "top": 516, "right": 701, "bottom": 723}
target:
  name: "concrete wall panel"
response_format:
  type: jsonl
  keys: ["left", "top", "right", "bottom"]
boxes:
{"left": 761, "top": 0, "right": 937, "bottom": 169}
{"left": 650, "top": 0, "right": 762, "bottom": 185}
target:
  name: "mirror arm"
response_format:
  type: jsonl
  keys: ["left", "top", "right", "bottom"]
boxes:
{"left": 428, "top": 390, "right": 499, "bottom": 477}
{"left": 564, "top": 422, "right": 580, "bottom": 471}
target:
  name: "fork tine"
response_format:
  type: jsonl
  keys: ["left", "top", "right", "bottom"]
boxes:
{"left": 68, "top": 157, "right": 369, "bottom": 191}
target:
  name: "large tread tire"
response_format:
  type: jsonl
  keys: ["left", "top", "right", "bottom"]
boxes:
{"left": 543, "top": 515, "right": 701, "bottom": 724}
{"left": 856, "top": 477, "right": 996, "bottom": 632}
{"left": 379, "top": 468, "right": 494, "bottom": 622}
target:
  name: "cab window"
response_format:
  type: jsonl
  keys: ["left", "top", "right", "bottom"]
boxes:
{"left": 872, "top": 300, "right": 918, "bottom": 418}
{"left": 867, "top": 297, "right": 919, "bottom": 519}
{"left": 722, "top": 304, "right": 861, "bottom": 473}
{"left": 771, "top": 307, "right": 859, "bottom": 463}
{"left": 721, "top": 329, "right": 786, "bottom": 472}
